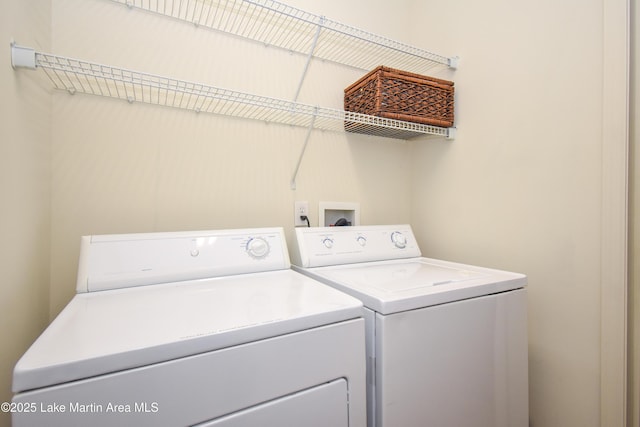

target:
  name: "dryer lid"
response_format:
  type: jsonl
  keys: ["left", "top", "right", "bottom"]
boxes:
{"left": 13, "top": 270, "right": 362, "bottom": 393}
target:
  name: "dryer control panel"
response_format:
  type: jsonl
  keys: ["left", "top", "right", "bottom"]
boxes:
{"left": 294, "top": 225, "right": 421, "bottom": 268}
{"left": 77, "top": 228, "right": 290, "bottom": 293}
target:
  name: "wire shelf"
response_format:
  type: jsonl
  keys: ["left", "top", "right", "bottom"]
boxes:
{"left": 32, "top": 51, "right": 450, "bottom": 140}
{"left": 111, "top": 0, "right": 456, "bottom": 74}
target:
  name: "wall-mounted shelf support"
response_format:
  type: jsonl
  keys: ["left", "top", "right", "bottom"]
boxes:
{"left": 290, "top": 109, "right": 317, "bottom": 190}
{"left": 292, "top": 14, "right": 324, "bottom": 102}
{"left": 10, "top": 42, "right": 36, "bottom": 69}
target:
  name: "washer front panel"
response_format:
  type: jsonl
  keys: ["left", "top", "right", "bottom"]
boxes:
{"left": 376, "top": 290, "right": 528, "bottom": 427}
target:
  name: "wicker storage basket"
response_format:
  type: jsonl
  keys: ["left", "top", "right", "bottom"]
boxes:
{"left": 344, "top": 66, "right": 454, "bottom": 128}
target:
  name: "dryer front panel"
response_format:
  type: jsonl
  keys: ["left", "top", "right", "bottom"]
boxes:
{"left": 197, "top": 379, "right": 348, "bottom": 427}
{"left": 13, "top": 319, "right": 366, "bottom": 427}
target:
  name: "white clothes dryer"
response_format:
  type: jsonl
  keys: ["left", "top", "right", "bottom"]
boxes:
{"left": 12, "top": 228, "right": 366, "bottom": 427}
{"left": 292, "top": 225, "right": 528, "bottom": 427}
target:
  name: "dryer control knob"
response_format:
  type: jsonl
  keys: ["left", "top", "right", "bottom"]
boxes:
{"left": 246, "top": 237, "right": 270, "bottom": 259}
{"left": 391, "top": 231, "right": 407, "bottom": 249}
{"left": 322, "top": 237, "right": 334, "bottom": 249}
{"left": 356, "top": 236, "right": 367, "bottom": 246}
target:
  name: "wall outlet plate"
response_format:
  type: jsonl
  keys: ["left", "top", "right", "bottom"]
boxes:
{"left": 294, "top": 201, "right": 309, "bottom": 227}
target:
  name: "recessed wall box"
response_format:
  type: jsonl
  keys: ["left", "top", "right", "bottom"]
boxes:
{"left": 319, "top": 202, "right": 360, "bottom": 227}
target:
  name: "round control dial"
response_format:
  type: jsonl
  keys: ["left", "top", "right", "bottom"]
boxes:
{"left": 390, "top": 231, "right": 407, "bottom": 249}
{"left": 246, "top": 237, "right": 270, "bottom": 259}
{"left": 322, "top": 237, "right": 334, "bottom": 249}
{"left": 356, "top": 236, "right": 367, "bottom": 246}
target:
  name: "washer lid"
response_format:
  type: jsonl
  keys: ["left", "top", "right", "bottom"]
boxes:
{"left": 298, "top": 257, "right": 527, "bottom": 314}
{"left": 13, "top": 270, "right": 362, "bottom": 393}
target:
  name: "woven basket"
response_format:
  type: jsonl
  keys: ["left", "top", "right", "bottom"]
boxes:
{"left": 344, "top": 66, "right": 454, "bottom": 128}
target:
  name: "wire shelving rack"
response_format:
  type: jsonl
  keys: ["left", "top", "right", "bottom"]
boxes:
{"left": 11, "top": 47, "right": 451, "bottom": 140}
{"left": 11, "top": 0, "right": 457, "bottom": 187}
{"left": 112, "top": 0, "right": 458, "bottom": 75}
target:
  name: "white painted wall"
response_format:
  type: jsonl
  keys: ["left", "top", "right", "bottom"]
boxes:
{"left": 630, "top": 0, "right": 639, "bottom": 424}
{"left": 0, "top": 1, "right": 51, "bottom": 426}
{"left": 408, "top": 0, "right": 626, "bottom": 426}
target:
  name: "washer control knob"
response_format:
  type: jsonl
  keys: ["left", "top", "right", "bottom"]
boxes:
{"left": 356, "top": 236, "right": 367, "bottom": 246}
{"left": 391, "top": 231, "right": 407, "bottom": 249}
{"left": 322, "top": 237, "right": 334, "bottom": 249}
{"left": 246, "top": 237, "right": 270, "bottom": 259}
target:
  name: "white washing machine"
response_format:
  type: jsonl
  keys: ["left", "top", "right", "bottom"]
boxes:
{"left": 12, "top": 228, "right": 366, "bottom": 427}
{"left": 292, "top": 225, "right": 528, "bottom": 427}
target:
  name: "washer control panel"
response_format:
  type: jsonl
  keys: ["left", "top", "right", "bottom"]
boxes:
{"left": 77, "top": 228, "right": 289, "bottom": 292}
{"left": 294, "top": 225, "right": 421, "bottom": 268}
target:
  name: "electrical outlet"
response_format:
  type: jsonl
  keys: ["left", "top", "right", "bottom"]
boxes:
{"left": 294, "top": 201, "right": 309, "bottom": 227}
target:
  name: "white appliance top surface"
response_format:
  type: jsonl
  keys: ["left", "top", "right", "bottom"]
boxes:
{"left": 14, "top": 227, "right": 363, "bottom": 393}
{"left": 293, "top": 225, "right": 526, "bottom": 314}
{"left": 14, "top": 270, "right": 362, "bottom": 393}
{"left": 295, "top": 257, "right": 526, "bottom": 314}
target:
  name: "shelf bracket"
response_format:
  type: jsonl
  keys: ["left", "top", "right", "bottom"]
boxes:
{"left": 290, "top": 108, "right": 318, "bottom": 190}
{"left": 448, "top": 56, "right": 460, "bottom": 70}
{"left": 293, "top": 15, "right": 325, "bottom": 103}
{"left": 446, "top": 127, "right": 456, "bottom": 140}
{"left": 10, "top": 42, "right": 37, "bottom": 69}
